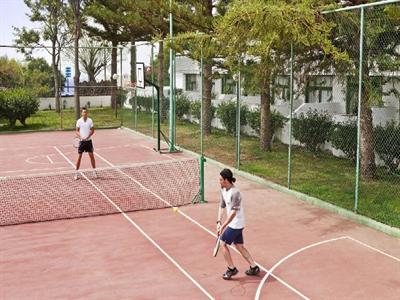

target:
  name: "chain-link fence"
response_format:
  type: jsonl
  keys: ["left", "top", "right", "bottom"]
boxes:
{"left": 1, "top": 1, "right": 399, "bottom": 227}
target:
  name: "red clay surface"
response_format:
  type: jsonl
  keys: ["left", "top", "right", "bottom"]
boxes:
{"left": 1, "top": 128, "right": 399, "bottom": 300}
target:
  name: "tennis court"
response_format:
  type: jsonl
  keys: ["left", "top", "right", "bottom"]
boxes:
{"left": 1, "top": 128, "right": 399, "bottom": 299}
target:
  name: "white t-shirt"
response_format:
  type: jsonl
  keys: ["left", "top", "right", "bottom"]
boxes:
{"left": 76, "top": 117, "right": 94, "bottom": 140}
{"left": 220, "top": 186, "right": 245, "bottom": 229}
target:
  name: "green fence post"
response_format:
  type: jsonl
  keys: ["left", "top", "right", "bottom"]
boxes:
{"left": 354, "top": 7, "right": 365, "bottom": 213}
{"left": 288, "top": 42, "right": 294, "bottom": 189}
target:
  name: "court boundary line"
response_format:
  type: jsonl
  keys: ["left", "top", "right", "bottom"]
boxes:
{"left": 346, "top": 236, "right": 400, "bottom": 263}
{"left": 254, "top": 235, "right": 400, "bottom": 300}
{"left": 53, "top": 146, "right": 215, "bottom": 300}
{"left": 46, "top": 155, "right": 54, "bottom": 164}
{"left": 0, "top": 166, "right": 71, "bottom": 175}
{"left": 255, "top": 236, "right": 347, "bottom": 300}
{"left": 93, "top": 151, "right": 310, "bottom": 300}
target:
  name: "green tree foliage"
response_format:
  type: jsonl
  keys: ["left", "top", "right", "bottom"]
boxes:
{"left": 312, "top": 3, "right": 400, "bottom": 179}
{"left": 14, "top": 0, "right": 69, "bottom": 112}
{"left": 0, "top": 56, "right": 61, "bottom": 97}
{"left": 216, "top": 0, "right": 347, "bottom": 151}
{"left": 0, "top": 57, "right": 24, "bottom": 88}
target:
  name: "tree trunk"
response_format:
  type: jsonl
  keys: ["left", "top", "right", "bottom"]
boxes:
{"left": 260, "top": 71, "right": 272, "bottom": 151}
{"left": 111, "top": 40, "right": 118, "bottom": 111}
{"left": 130, "top": 38, "right": 136, "bottom": 82}
{"left": 52, "top": 41, "right": 61, "bottom": 113}
{"left": 74, "top": 1, "right": 81, "bottom": 121}
{"left": 158, "top": 40, "right": 165, "bottom": 121}
{"left": 360, "top": 85, "right": 376, "bottom": 179}
{"left": 203, "top": 63, "right": 213, "bottom": 136}
{"left": 88, "top": 71, "right": 96, "bottom": 83}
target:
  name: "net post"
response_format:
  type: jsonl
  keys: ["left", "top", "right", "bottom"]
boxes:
{"left": 199, "top": 155, "right": 207, "bottom": 203}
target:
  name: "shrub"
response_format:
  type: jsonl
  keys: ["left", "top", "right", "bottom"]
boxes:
{"left": 374, "top": 121, "right": 400, "bottom": 173}
{"left": 247, "top": 107, "right": 287, "bottom": 137}
{"left": 330, "top": 120, "right": 358, "bottom": 161}
{"left": 190, "top": 100, "right": 216, "bottom": 122}
{"left": 136, "top": 96, "right": 153, "bottom": 112}
{"left": 216, "top": 100, "right": 248, "bottom": 135}
{"left": 176, "top": 94, "right": 191, "bottom": 120}
{"left": 292, "top": 109, "right": 332, "bottom": 154}
{"left": 0, "top": 88, "right": 39, "bottom": 128}
{"left": 116, "top": 88, "right": 128, "bottom": 107}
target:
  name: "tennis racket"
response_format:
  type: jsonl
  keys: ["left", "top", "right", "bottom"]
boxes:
{"left": 73, "top": 137, "right": 81, "bottom": 148}
{"left": 213, "top": 236, "right": 221, "bottom": 257}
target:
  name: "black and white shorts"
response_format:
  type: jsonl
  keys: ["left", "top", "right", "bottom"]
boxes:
{"left": 78, "top": 140, "right": 94, "bottom": 154}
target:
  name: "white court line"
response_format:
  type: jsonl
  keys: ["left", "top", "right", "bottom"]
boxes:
{"left": 46, "top": 155, "right": 54, "bottom": 164}
{"left": 139, "top": 144, "right": 176, "bottom": 160}
{"left": 255, "top": 236, "right": 348, "bottom": 300}
{"left": 345, "top": 236, "right": 400, "bottom": 263}
{"left": 254, "top": 235, "right": 400, "bottom": 300}
{"left": 0, "top": 166, "right": 71, "bottom": 175}
{"left": 54, "top": 147, "right": 215, "bottom": 300}
{"left": 94, "top": 152, "right": 309, "bottom": 300}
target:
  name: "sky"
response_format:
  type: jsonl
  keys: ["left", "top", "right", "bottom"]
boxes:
{"left": 0, "top": 0, "right": 33, "bottom": 61}
{"left": 0, "top": 0, "right": 153, "bottom": 82}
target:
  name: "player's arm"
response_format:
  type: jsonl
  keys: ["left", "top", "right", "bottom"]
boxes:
{"left": 220, "top": 210, "right": 236, "bottom": 234}
{"left": 216, "top": 194, "right": 226, "bottom": 235}
{"left": 87, "top": 126, "right": 95, "bottom": 140}
{"left": 75, "top": 123, "right": 80, "bottom": 139}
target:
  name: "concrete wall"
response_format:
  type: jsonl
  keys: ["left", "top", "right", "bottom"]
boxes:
{"left": 39, "top": 96, "right": 111, "bottom": 110}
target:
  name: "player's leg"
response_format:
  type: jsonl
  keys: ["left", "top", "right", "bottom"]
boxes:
{"left": 88, "top": 152, "right": 96, "bottom": 169}
{"left": 220, "top": 227, "right": 239, "bottom": 280}
{"left": 87, "top": 141, "right": 96, "bottom": 177}
{"left": 235, "top": 244, "right": 257, "bottom": 267}
{"left": 75, "top": 153, "right": 83, "bottom": 180}
{"left": 233, "top": 230, "right": 260, "bottom": 276}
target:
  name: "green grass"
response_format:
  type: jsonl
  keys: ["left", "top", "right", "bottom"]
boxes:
{"left": 122, "top": 111, "right": 400, "bottom": 228}
{"left": 0, "top": 108, "right": 122, "bottom": 132}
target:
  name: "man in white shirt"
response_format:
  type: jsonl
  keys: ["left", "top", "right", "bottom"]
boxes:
{"left": 217, "top": 168, "right": 260, "bottom": 280}
{"left": 75, "top": 107, "right": 96, "bottom": 180}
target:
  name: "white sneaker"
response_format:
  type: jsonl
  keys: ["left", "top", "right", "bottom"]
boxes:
{"left": 74, "top": 173, "right": 80, "bottom": 180}
{"left": 92, "top": 170, "right": 97, "bottom": 178}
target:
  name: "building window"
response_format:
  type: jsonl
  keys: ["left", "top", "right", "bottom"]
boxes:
{"left": 272, "top": 75, "right": 290, "bottom": 103}
{"left": 221, "top": 75, "right": 235, "bottom": 94}
{"left": 346, "top": 76, "right": 383, "bottom": 115}
{"left": 305, "top": 76, "right": 333, "bottom": 103}
{"left": 185, "top": 74, "right": 197, "bottom": 91}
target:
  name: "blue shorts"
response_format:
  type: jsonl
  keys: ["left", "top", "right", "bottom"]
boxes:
{"left": 221, "top": 227, "right": 244, "bottom": 245}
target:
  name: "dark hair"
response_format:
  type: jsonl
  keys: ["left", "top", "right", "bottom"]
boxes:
{"left": 81, "top": 107, "right": 87, "bottom": 112}
{"left": 220, "top": 168, "right": 236, "bottom": 184}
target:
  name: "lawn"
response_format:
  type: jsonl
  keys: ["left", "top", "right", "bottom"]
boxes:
{"left": 0, "top": 107, "right": 121, "bottom": 132}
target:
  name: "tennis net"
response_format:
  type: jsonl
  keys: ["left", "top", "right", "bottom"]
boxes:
{"left": 0, "top": 158, "right": 199, "bottom": 226}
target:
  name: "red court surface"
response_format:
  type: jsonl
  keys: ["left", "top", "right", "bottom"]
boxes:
{"left": 1, "top": 129, "right": 399, "bottom": 300}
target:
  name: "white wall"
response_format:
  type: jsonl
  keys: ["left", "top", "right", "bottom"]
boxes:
{"left": 39, "top": 96, "right": 111, "bottom": 110}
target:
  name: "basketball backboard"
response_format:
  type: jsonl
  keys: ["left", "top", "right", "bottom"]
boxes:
{"left": 136, "top": 62, "right": 145, "bottom": 89}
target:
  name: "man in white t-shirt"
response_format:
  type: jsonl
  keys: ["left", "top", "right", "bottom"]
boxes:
{"left": 216, "top": 168, "right": 260, "bottom": 280}
{"left": 75, "top": 107, "right": 96, "bottom": 180}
